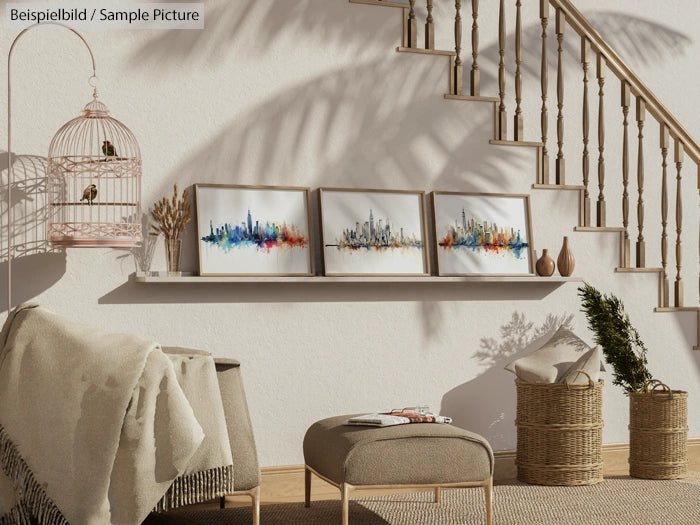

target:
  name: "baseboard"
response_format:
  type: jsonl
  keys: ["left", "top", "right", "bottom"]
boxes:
{"left": 258, "top": 439, "right": 700, "bottom": 504}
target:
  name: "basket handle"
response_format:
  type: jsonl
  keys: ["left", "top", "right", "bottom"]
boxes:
{"left": 563, "top": 368, "right": 594, "bottom": 389}
{"left": 648, "top": 379, "right": 672, "bottom": 397}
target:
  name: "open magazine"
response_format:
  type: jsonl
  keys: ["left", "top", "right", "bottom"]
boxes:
{"left": 345, "top": 407, "right": 452, "bottom": 427}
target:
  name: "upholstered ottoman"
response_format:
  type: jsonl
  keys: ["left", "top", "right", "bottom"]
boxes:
{"left": 303, "top": 415, "right": 494, "bottom": 525}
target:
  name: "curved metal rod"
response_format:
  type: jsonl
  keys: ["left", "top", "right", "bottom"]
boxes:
{"left": 7, "top": 23, "right": 97, "bottom": 313}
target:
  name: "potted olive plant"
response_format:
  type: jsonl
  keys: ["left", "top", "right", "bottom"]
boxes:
{"left": 578, "top": 283, "right": 688, "bottom": 479}
{"left": 150, "top": 184, "right": 192, "bottom": 275}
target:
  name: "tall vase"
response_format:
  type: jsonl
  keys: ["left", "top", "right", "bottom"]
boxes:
{"left": 557, "top": 236, "right": 575, "bottom": 277}
{"left": 535, "top": 249, "right": 556, "bottom": 277}
{"left": 165, "top": 238, "right": 182, "bottom": 276}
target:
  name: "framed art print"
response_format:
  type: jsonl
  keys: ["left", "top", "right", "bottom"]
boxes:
{"left": 319, "top": 188, "right": 429, "bottom": 276}
{"left": 195, "top": 184, "right": 313, "bottom": 276}
{"left": 432, "top": 192, "right": 534, "bottom": 276}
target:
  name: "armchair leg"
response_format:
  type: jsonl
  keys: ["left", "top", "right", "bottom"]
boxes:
{"left": 484, "top": 477, "right": 493, "bottom": 525}
{"left": 305, "top": 465, "right": 312, "bottom": 507}
{"left": 219, "top": 495, "right": 226, "bottom": 509}
{"left": 251, "top": 485, "right": 260, "bottom": 525}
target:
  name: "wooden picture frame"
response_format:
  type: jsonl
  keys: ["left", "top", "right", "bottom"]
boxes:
{"left": 195, "top": 184, "right": 313, "bottom": 276}
{"left": 319, "top": 188, "right": 429, "bottom": 276}
{"left": 431, "top": 192, "right": 535, "bottom": 276}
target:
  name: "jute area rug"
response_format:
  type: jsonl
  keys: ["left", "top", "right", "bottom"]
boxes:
{"left": 147, "top": 474, "right": 700, "bottom": 525}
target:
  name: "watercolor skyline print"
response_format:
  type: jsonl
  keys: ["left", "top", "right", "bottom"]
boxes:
{"left": 202, "top": 208, "right": 308, "bottom": 252}
{"left": 433, "top": 192, "right": 534, "bottom": 275}
{"left": 438, "top": 209, "right": 528, "bottom": 258}
{"left": 320, "top": 189, "right": 428, "bottom": 276}
{"left": 327, "top": 207, "right": 423, "bottom": 251}
{"left": 195, "top": 185, "right": 313, "bottom": 276}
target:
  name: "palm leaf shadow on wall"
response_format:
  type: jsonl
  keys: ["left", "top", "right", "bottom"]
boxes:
{"left": 147, "top": 10, "right": 691, "bottom": 199}
{"left": 102, "top": 5, "right": 691, "bottom": 308}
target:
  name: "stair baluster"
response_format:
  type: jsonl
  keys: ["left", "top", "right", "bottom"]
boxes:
{"left": 621, "top": 81, "right": 631, "bottom": 267}
{"left": 470, "top": 0, "right": 480, "bottom": 95}
{"left": 498, "top": 0, "right": 507, "bottom": 139}
{"left": 425, "top": 0, "right": 434, "bottom": 49}
{"left": 539, "top": 0, "right": 549, "bottom": 184}
{"left": 453, "top": 0, "right": 463, "bottom": 95}
{"left": 636, "top": 97, "right": 646, "bottom": 267}
{"left": 581, "top": 37, "right": 591, "bottom": 225}
{"left": 674, "top": 140, "right": 684, "bottom": 306}
{"left": 555, "top": 9, "right": 565, "bottom": 183}
{"left": 407, "top": 0, "right": 417, "bottom": 48}
{"left": 514, "top": 0, "right": 524, "bottom": 140}
{"left": 596, "top": 54, "right": 606, "bottom": 225}
{"left": 660, "top": 124, "right": 670, "bottom": 307}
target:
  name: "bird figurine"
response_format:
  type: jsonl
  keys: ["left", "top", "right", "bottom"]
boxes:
{"left": 81, "top": 184, "right": 97, "bottom": 205}
{"left": 102, "top": 140, "right": 117, "bottom": 157}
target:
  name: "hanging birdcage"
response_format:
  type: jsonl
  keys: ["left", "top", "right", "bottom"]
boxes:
{"left": 47, "top": 91, "right": 142, "bottom": 247}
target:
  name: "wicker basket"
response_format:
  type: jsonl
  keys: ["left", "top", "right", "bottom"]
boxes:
{"left": 515, "top": 370, "right": 603, "bottom": 486}
{"left": 629, "top": 381, "right": 688, "bottom": 479}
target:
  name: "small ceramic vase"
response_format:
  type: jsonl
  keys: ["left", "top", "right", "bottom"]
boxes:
{"left": 557, "top": 236, "right": 575, "bottom": 277}
{"left": 535, "top": 249, "right": 556, "bottom": 277}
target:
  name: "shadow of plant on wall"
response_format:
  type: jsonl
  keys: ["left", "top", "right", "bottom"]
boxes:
{"left": 128, "top": 0, "right": 399, "bottom": 67}
{"left": 441, "top": 311, "right": 575, "bottom": 450}
{"left": 140, "top": 4, "right": 694, "bottom": 197}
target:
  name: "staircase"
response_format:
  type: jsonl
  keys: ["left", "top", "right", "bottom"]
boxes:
{"left": 350, "top": 0, "right": 700, "bottom": 349}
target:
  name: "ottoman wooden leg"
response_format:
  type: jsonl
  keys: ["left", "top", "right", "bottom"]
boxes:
{"left": 341, "top": 482, "right": 350, "bottom": 525}
{"left": 434, "top": 487, "right": 440, "bottom": 503}
{"left": 483, "top": 477, "right": 493, "bottom": 525}
{"left": 305, "top": 465, "right": 312, "bottom": 507}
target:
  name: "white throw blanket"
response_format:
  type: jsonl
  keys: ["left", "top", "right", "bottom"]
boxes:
{"left": 0, "top": 304, "right": 233, "bottom": 525}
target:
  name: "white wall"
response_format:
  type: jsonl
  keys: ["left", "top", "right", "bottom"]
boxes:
{"left": 1, "top": 0, "right": 699, "bottom": 467}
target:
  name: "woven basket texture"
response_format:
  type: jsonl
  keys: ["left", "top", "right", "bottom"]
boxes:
{"left": 629, "top": 385, "right": 688, "bottom": 480}
{"left": 515, "top": 375, "right": 603, "bottom": 486}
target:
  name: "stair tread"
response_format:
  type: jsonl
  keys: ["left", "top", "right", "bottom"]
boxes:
{"left": 444, "top": 94, "right": 500, "bottom": 103}
{"left": 533, "top": 184, "right": 585, "bottom": 190}
{"left": 655, "top": 306, "right": 700, "bottom": 312}
{"left": 615, "top": 267, "right": 663, "bottom": 273}
{"left": 489, "top": 139, "right": 544, "bottom": 147}
{"left": 397, "top": 47, "right": 456, "bottom": 56}
{"left": 349, "top": 0, "right": 407, "bottom": 8}
{"left": 574, "top": 226, "right": 625, "bottom": 232}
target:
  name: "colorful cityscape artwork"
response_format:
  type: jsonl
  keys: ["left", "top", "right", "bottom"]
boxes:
{"left": 320, "top": 189, "right": 429, "bottom": 275}
{"left": 432, "top": 192, "right": 534, "bottom": 275}
{"left": 195, "top": 185, "right": 313, "bottom": 275}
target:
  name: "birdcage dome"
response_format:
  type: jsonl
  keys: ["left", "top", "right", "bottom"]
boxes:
{"left": 47, "top": 94, "right": 142, "bottom": 247}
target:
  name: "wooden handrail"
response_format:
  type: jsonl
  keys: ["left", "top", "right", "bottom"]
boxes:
{"left": 549, "top": 0, "right": 700, "bottom": 164}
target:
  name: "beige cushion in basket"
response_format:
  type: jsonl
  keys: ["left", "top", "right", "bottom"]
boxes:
{"left": 563, "top": 346, "right": 602, "bottom": 384}
{"left": 505, "top": 326, "right": 601, "bottom": 383}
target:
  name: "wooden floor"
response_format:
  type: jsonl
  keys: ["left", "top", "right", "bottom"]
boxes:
{"left": 212, "top": 439, "right": 700, "bottom": 508}
{"left": 165, "top": 440, "right": 700, "bottom": 513}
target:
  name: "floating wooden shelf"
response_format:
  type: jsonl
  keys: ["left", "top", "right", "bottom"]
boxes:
{"left": 134, "top": 273, "right": 582, "bottom": 284}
